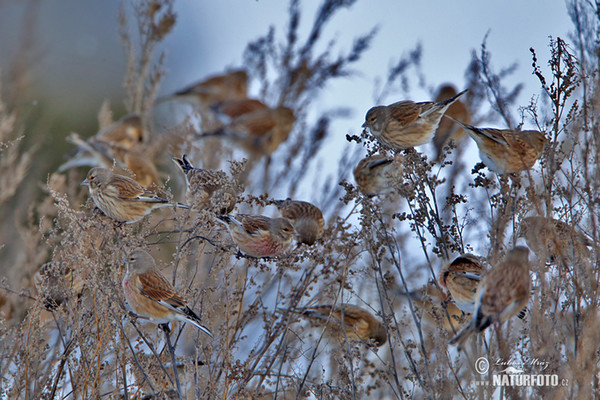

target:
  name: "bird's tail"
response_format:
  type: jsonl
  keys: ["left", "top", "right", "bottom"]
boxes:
{"left": 448, "top": 322, "right": 474, "bottom": 350}
{"left": 439, "top": 88, "right": 468, "bottom": 107}
{"left": 172, "top": 154, "right": 194, "bottom": 175}
{"left": 186, "top": 316, "right": 214, "bottom": 337}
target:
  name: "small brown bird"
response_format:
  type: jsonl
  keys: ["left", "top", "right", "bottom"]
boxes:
{"left": 398, "top": 283, "right": 469, "bottom": 332}
{"left": 160, "top": 69, "right": 248, "bottom": 109}
{"left": 81, "top": 167, "right": 187, "bottom": 223}
{"left": 290, "top": 304, "right": 387, "bottom": 347}
{"left": 447, "top": 117, "right": 547, "bottom": 174}
{"left": 122, "top": 249, "right": 213, "bottom": 337}
{"left": 172, "top": 155, "right": 237, "bottom": 214}
{"left": 274, "top": 199, "right": 324, "bottom": 245}
{"left": 449, "top": 247, "right": 531, "bottom": 350}
{"left": 210, "top": 98, "right": 269, "bottom": 121}
{"left": 438, "top": 254, "right": 485, "bottom": 314}
{"left": 60, "top": 133, "right": 160, "bottom": 188}
{"left": 353, "top": 154, "right": 403, "bottom": 196}
{"left": 432, "top": 84, "right": 470, "bottom": 161}
{"left": 519, "top": 216, "right": 592, "bottom": 264}
{"left": 199, "top": 106, "right": 295, "bottom": 156}
{"left": 362, "top": 89, "right": 467, "bottom": 150}
{"left": 216, "top": 214, "right": 294, "bottom": 258}
{"left": 34, "top": 262, "right": 86, "bottom": 310}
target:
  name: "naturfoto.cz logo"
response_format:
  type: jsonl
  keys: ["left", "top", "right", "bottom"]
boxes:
{"left": 474, "top": 356, "right": 569, "bottom": 387}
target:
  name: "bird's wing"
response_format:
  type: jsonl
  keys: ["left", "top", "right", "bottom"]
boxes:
{"left": 387, "top": 101, "right": 421, "bottom": 127}
{"left": 239, "top": 214, "right": 271, "bottom": 234}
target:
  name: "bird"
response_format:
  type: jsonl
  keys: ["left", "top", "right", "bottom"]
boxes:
{"left": 518, "top": 216, "right": 592, "bottom": 264}
{"left": 172, "top": 155, "right": 237, "bottom": 214}
{"left": 81, "top": 167, "right": 187, "bottom": 223}
{"left": 34, "top": 262, "right": 86, "bottom": 311}
{"left": 438, "top": 254, "right": 486, "bottom": 314}
{"left": 398, "top": 283, "right": 469, "bottom": 332}
{"left": 432, "top": 84, "right": 470, "bottom": 161}
{"left": 362, "top": 89, "right": 468, "bottom": 150}
{"left": 287, "top": 303, "right": 387, "bottom": 347}
{"left": 273, "top": 199, "right": 324, "bottom": 245}
{"left": 158, "top": 69, "right": 248, "bottom": 109}
{"left": 210, "top": 98, "right": 269, "bottom": 121}
{"left": 59, "top": 132, "right": 160, "bottom": 188}
{"left": 353, "top": 153, "right": 403, "bottom": 196}
{"left": 446, "top": 117, "right": 547, "bottom": 174}
{"left": 216, "top": 214, "right": 294, "bottom": 258}
{"left": 90, "top": 113, "right": 145, "bottom": 149}
{"left": 198, "top": 105, "right": 295, "bottom": 156}
{"left": 122, "top": 249, "right": 213, "bottom": 337}
{"left": 449, "top": 246, "right": 531, "bottom": 350}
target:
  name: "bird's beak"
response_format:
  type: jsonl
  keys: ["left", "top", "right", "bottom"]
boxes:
{"left": 361, "top": 122, "right": 367, "bottom": 128}
{"left": 80, "top": 179, "right": 89, "bottom": 187}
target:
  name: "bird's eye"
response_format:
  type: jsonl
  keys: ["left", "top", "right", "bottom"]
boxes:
{"left": 129, "top": 257, "right": 135, "bottom": 262}
{"left": 89, "top": 176, "right": 95, "bottom": 181}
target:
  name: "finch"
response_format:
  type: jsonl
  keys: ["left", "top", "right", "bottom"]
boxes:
{"left": 159, "top": 69, "right": 248, "bottom": 109}
{"left": 446, "top": 117, "right": 547, "bottom": 174}
{"left": 60, "top": 133, "right": 160, "bottom": 188}
{"left": 81, "top": 167, "right": 187, "bottom": 223}
{"left": 438, "top": 254, "right": 486, "bottom": 314}
{"left": 122, "top": 249, "right": 213, "bottom": 337}
{"left": 449, "top": 247, "right": 531, "bottom": 350}
{"left": 362, "top": 89, "right": 467, "bottom": 150}
{"left": 172, "top": 155, "right": 238, "bottom": 214}
{"left": 34, "top": 262, "right": 85, "bottom": 311}
{"left": 432, "top": 84, "right": 470, "bottom": 161}
{"left": 273, "top": 199, "right": 324, "bottom": 245}
{"left": 288, "top": 303, "right": 387, "bottom": 347}
{"left": 353, "top": 154, "right": 403, "bottom": 196}
{"left": 398, "top": 283, "right": 469, "bottom": 332}
{"left": 198, "top": 105, "right": 295, "bottom": 156}
{"left": 518, "top": 216, "right": 592, "bottom": 264}
{"left": 216, "top": 214, "right": 294, "bottom": 258}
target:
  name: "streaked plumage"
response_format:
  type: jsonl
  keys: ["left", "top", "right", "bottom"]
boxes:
{"left": 439, "top": 254, "right": 485, "bottom": 314}
{"left": 216, "top": 214, "right": 294, "bottom": 257}
{"left": 450, "top": 247, "right": 531, "bottom": 350}
{"left": 122, "top": 249, "right": 212, "bottom": 337}
{"left": 290, "top": 303, "right": 387, "bottom": 347}
{"left": 172, "top": 155, "right": 237, "bottom": 214}
{"left": 353, "top": 154, "right": 403, "bottom": 196}
{"left": 274, "top": 199, "right": 324, "bottom": 245}
{"left": 81, "top": 167, "right": 186, "bottom": 223}
{"left": 362, "top": 89, "right": 467, "bottom": 150}
{"left": 448, "top": 117, "right": 547, "bottom": 174}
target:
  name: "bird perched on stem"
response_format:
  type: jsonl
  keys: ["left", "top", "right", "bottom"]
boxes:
{"left": 172, "top": 155, "right": 238, "bottom": 214}
{"left": 353, "top": 153, "right": 403, "bottom": 196}
{"left": 432, "top": 84, "right": 470, "bottom": 161}
{"left": 362, "top": 89, "right": 467, "bottom": 150}
{"left": 157, "top": 69, "right": 248, "bottom": 109}
{"left": 198, "top": 105, "right": 295, "bottom": 156}
{"left": 274, "top": 199, "right": 324, "bottom": 245}
{"left": 286, "top": 303, "right": 387, "bottom": 347}
{"left": 81, "top": 167, "right": 188, "bottom": 223}
{"left": 216, "top": 214, "right": 294, "bottom": 258}
{"left": 397, "top": 283, "right": 468, "bottom": 332}
{"left": 122, "top": 249, "right": 213, "bottom": 337}
{"left": 449, "top": 247, "right": 531, "bottom": 350}
{"left": 438, "top": 254, "right": 485, "bottom": 314}
{"left": 446, "top": 116, "right": 547, "bottom": 174}
{"left": 518, "top": 216, "right": 592, "bottom": 264}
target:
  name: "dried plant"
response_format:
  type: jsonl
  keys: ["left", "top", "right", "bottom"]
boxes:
{"left": 1, "top": 1, "right": 600, "bottom": 399}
